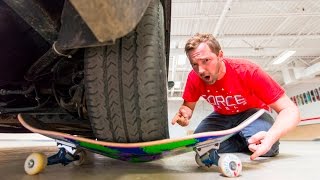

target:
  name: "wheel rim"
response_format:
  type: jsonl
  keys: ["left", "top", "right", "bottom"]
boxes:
{"left": 229, "top": 161, "right": 237, "bottom": 171}
{"left": 28, "top": 159, "right": 35, "bottom": 168}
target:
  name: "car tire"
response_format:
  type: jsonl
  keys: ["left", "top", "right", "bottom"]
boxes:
{"left": 83, "top": 0, "right": 169, "bottom": 143}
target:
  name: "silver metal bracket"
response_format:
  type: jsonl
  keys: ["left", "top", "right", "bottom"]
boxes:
{"left": 56, "top": 139, "right": 77, "bottom": 154}
{"left": 194, "top": 139, "right": 220, "bottom": 157}
{"left": 194, "top": 134, "right": 234, "bottom": 157}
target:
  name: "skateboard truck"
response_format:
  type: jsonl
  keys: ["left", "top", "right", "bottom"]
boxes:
{"left": 47, "top": 147, "right": 80, "bottom": 166}
{"left": 194, "top": 140, "right": 221, "bottom": 167}
{"left": 47, "top": 140, "right": 86, "bottom": 166}
{"left": 194, "top": 137, "right": 242, "bottom": 177}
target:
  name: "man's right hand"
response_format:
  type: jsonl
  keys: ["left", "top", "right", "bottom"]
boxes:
{"left": 171, "top": 106, "right": 193, "bottom": 127}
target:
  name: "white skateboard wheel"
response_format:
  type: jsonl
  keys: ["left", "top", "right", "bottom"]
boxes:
{"left": 218, "top": 154, "right": 242, "bottom": 177}
{"left": 24, "top": 152, "right": 47, "bottom": 175}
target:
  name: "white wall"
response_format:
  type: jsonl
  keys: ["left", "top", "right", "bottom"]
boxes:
{"left": 0, "top": 133, "right": 55, "bottom": 148}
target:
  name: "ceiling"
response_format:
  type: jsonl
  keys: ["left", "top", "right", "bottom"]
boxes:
{"left": 168, "top": 0, "right": 320, "bottom": 97}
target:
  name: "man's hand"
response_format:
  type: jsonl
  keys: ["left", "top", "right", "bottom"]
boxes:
{"left": 171, "top": 106, "right": 192, "bottom": 127}
{"left": 248, "top": 131, "right": 275, "bottom": 160}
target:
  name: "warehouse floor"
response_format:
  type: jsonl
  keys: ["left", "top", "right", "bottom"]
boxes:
{"left": 0, "top": 141, "right": 319, "bottom": 180}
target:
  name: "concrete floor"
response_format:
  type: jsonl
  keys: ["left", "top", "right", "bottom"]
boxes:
{"left": 0, "top": 141, "right": 319, "bottom": 180}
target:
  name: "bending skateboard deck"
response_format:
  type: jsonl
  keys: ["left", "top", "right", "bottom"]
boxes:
{"left": 19, "top": 109, "right": 265, "bottom": 177}
{"left": 18, "top": 109, "right": 265, "bottom": 162}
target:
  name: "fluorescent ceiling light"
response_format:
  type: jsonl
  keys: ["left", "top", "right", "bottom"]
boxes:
{"left": 272, "top": 50, "right": 296, "bottom": 65}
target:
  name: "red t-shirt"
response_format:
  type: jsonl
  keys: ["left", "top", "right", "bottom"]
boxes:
{"left": 183, "top": 58, "right": 285, "bottom": 115}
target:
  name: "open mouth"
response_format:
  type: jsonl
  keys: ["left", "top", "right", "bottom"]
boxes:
{"left": 204, "top": 75, "right": 211, "bottom": 81}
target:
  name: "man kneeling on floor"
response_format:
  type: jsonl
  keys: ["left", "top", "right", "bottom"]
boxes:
{"left": 171, "top": 33, "right": 300, "bottom": 160}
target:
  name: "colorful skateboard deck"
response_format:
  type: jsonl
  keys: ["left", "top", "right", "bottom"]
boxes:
{"left": 314, "top": 88, "right": 320, "bottom": 101}
{"left": 295, "top": 95, "right": 300, "bottom": 106}
{"left": 307, "top": 91, "right": 311, "bottom": 103}
{"left": 18, "top": 109, "right": 265, "bottom": 177}
{"left": 311, "top": 90, "right": 316, "bottom": 102}
{"left": 303, "top": 93, "right": 307, "bottom": 104}
{"left": 18, "top": 109, "right": 264, "bottom": 162}
{"left": 300, "top": 94, "right": 304, "bottom": 105}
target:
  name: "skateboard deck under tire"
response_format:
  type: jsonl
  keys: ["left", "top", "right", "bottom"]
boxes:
{"left": 18, "top": 109, "right": 265, "bottom": 177}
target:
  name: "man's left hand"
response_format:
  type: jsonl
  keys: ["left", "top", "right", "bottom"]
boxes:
{"left": 247, "top": 131, "right": 274, "bottom": 160}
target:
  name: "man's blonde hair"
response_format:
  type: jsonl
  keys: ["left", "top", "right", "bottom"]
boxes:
{"left": 185, "top": 33, "right": 221, "bottom": 56}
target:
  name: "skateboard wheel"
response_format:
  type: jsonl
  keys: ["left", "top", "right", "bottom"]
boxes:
{"left": 24, "top": 152, "right": 47, "bottom": 175}
{"left": 195, "top": 154, "right": 206, "bottom": 167}
{"left": 218, "top": 154, "right": 242, "bottom": 177}
{"left": 73, "top": 149, "right": 87, "bottom": 166}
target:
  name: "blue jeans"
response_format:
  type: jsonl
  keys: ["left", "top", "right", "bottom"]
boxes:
{"left": 194, "top": 108, "right": 279, "bottom": 157}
